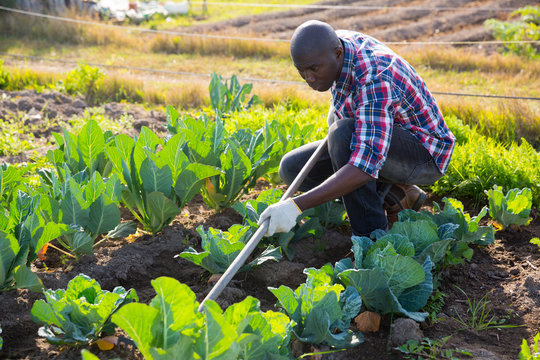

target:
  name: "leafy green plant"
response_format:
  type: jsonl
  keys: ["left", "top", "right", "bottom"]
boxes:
{"left": 106, "top": 127, "right": 220, "bottom": 233}
{"left": 485, "top": 6, "right": 539, "bottom": 58}
{"left": 209, "top": 72, "right": 261, "bottom": 116}
{"left": 31, "top": 274, "right": 138, "bottom": 346}
{"left": 0, "top": 229, "right": 43, "bottom": 292}
{"left": 46, "top": 119, "right": 114, "bottom": 180}
{"left": 519, "top": 333, "right": 540, "bottom": 360}
{"left": 269, "top": 267, "right": 363, "bottom": 348}
{"left": 112, "top": 276, "right": 292, "bottom": 360}
{"left": 0, "top": 60, "right": 9, "bottom": 89}
{"left": 37, "top": 168, "right": 135, "bottom": 258}
{"left": 177, "top": 224, "right": 282, "bottom": 274}
{"left": 531, "top": 238, "right": 540, "bottom": 251}
{"left": 0, "top": 163, "right": 30, "bottom": 207}
{"left": 0, "top": 191, "right": 66, "bottom": 292}
{"left": 232, "top": 188, "right": 324, "bottom": 259}
{"left": 450, "top": 286, "right": 519, "bottom": 332}
{"left": 60, "top": 62, "right": 104, "bottom": 105}
{"left": 304, "top": 200, "right": 347, "bottom": 229}
{"left": 168, "top": 109, "right": 281, "bottom": 212}
{"left": 423, "top": 289, "right": 448, "bottom": 324}
{"left": 396, "top": 336, "right": 472, "bottom": 359}
{"left": 259, "top": 120, "right": 316, "bottom": 184}
{"left": 397, "top": 197, "right": 495, "bottom": 267}
{"left": 431, "top": 129, "right": 540, "bottom": 207}
{"left": 338, "top": 236, "right": 434, "bottom": 321}
{"left": 81, "top": 349, "right": 100, "bottom": 360}
{"left": 486, "top": 185, "right": 533, "bottom": 229}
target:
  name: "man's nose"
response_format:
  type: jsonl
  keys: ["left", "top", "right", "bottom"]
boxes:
{"left": 304, "top": 70, "right": 315, "bottom": 83}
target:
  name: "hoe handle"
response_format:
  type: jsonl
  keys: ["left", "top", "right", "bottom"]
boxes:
{"left": 198, "top": 137, "right": 328, "bottom": 312}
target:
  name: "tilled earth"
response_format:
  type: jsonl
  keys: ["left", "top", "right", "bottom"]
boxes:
{"left": 0, "top": 90, "right": 539, "bottom": 359}
{"left": 187, "top": 0, "right": 533, "bottom": 46}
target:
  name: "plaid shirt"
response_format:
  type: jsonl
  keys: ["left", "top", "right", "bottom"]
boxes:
{"left": 331, "top": 30, "right": 455, "bottom": 178}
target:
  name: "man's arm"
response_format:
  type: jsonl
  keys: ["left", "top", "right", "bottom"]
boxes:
{"left": 293, "top": 163, "right": 373, "bottom": 211}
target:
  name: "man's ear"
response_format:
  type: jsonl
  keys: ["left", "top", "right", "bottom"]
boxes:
{"left": 334, "top": 44, "right": 343, "bottom": 60}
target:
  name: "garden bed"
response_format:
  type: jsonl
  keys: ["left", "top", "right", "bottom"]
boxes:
{"left": 0, "top": 89, "right": 538, "bottom": 359}
{"left": 1, "top": 189, "right": 538, "bottom": 359}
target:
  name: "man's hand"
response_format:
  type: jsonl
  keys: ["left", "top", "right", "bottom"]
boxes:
{"left": 258, "top": 198, "right": 302, "bottom": 236}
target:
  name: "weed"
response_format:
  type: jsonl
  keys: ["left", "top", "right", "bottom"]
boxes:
{"left": 396, "top": 336, "right": 472, "bottom": 359}
{"left": 60, "top": 62, "right": 104, "bottom": 105}
{"left": 0, "top": 112, "right": 41, "bottom": 156}
{"left": 422, "top": 289, "right": 448, "bottom": 324}
{"left": 519, "top": 333, "right": 540, "bottom": 360}
{"left": 450, "top": 286, "right": 520, "bottom": 332}
{"left": 68, "top": 107, "right": 134, "bottom": 135}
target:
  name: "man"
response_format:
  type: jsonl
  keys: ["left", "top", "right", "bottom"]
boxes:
{"left": 259, "top": 20, "right": 455, "bottom": 237}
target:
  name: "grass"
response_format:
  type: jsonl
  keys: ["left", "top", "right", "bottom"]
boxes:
{"left": 1, "top": 51, "right": 538, "bottom": 147}
{"left": 450, "top": 286, "right": 520, "bottom": 332}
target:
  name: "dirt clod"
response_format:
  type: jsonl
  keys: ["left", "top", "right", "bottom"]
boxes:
{"left": 389, "top": 318, "right": 424, "bottom": 347}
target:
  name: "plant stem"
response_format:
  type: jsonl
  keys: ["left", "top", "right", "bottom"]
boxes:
{"left": 47, "top": 243, "right": 76, "bottom": 258}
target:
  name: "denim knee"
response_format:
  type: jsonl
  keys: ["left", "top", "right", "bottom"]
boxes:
{"left": 327, "top": 119, "right": 355, "bottom": 170}
{"left": 278, "top": 154, "right": 295, "bottom": 186}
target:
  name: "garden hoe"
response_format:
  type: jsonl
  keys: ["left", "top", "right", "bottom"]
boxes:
{"left": 198, "top": 136, "right": 328, "bottom": 312}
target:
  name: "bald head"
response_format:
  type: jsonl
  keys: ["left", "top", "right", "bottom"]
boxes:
{"left": 289, "top": 20, "right": 344, "bottom": 92}
{"left": 290, "top": 20, "right": 341, "bottom": 59}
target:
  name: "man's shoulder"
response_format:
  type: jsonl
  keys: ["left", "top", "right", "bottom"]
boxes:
{"left": 336, "top": 29, "right": 366, "bottom": 41}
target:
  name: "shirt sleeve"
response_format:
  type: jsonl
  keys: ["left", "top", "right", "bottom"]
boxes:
{"left": 348, "top": 75, "right": 395, "bottom": 178}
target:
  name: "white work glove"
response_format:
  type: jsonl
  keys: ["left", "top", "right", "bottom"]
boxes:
{"left": 258, "top": 198, "right": 302, "bottom": 237}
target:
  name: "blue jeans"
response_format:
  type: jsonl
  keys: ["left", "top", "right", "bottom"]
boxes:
{"left": 279, "top": 117, "right": 443, "bottom": 236}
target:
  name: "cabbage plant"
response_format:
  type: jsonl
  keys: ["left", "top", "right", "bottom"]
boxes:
{"left": 486, "top": 185, "right": 532, "bottom": 229}
{"left": 31, "top": 274, "right": 138, "bottom": 346}
{"left": 112, "top": 276, "right": 292, "bottom": 360}
{"left": 269, "top": 268, "right": 363, "bottom": 349}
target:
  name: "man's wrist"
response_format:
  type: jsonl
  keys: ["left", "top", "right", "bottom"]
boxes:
{"left": 292, "top": 196, "right": 307, "bottom": 212}
{"left": 289, "top": 198, "right": 302, "bottom": 213}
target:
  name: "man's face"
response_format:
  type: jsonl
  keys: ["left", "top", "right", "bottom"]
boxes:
{"left": 292, "top": 47, "right": 342, "bottom": 92}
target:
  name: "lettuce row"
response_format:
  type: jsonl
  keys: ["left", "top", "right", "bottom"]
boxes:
{"left": 0, "top": 191, "right": 67, "bottom": 292}
{"left": 112, "top": 276, "right": 291, "bottom": 360}
{"left": 269, "top": 268, "right": 363, "bottom": 349}
{"left": 486, "top": 185, "right": 532, "bottom": 229}
{"left": 178, "top": 224, "right": 282, "bottom": 274}
{"left": 46, "top": 119, "right": 114, "bottom": 180}
{"left": 36, "top": 167, "right": 135, "bottom": 258}
{"left": 31, "top": 274, "right": 138, "bottom": 345}
{"left": 106, "top": 127, "right": 220, "bottom": 234}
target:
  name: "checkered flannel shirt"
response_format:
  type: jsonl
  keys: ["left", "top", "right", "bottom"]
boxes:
{"left": 331, "top": 30, "right": 455, "bottom": 178}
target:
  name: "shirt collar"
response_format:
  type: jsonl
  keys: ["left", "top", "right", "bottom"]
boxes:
{"left": 331, "top": 37, "right": 355, "bottom": 112}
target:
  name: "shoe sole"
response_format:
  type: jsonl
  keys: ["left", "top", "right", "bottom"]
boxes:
{"left": 411, "top": 191, "right": 426, "bottom": 211}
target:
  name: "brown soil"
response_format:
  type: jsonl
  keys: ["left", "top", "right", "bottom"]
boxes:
{"left": 0, "top": 91, "right": 539, "bottom": 359}
{"left": 0, "top": 89, "right": 167, "bottom": 164}
{"left": 187, "top": 0, "right": 531, "bottom": 51}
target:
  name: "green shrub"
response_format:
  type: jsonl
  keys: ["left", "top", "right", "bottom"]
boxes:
{"left": 432, "top": 120, "right": 540, "bottom": 207}
{"left": 485, "top": 6, "right": 540, "bottom": 58}
{"left": 0, "top": 60, "right": 9, "bottom": 89}
{"left": 61, "top": 62, "right": 104, "bottom": 105}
